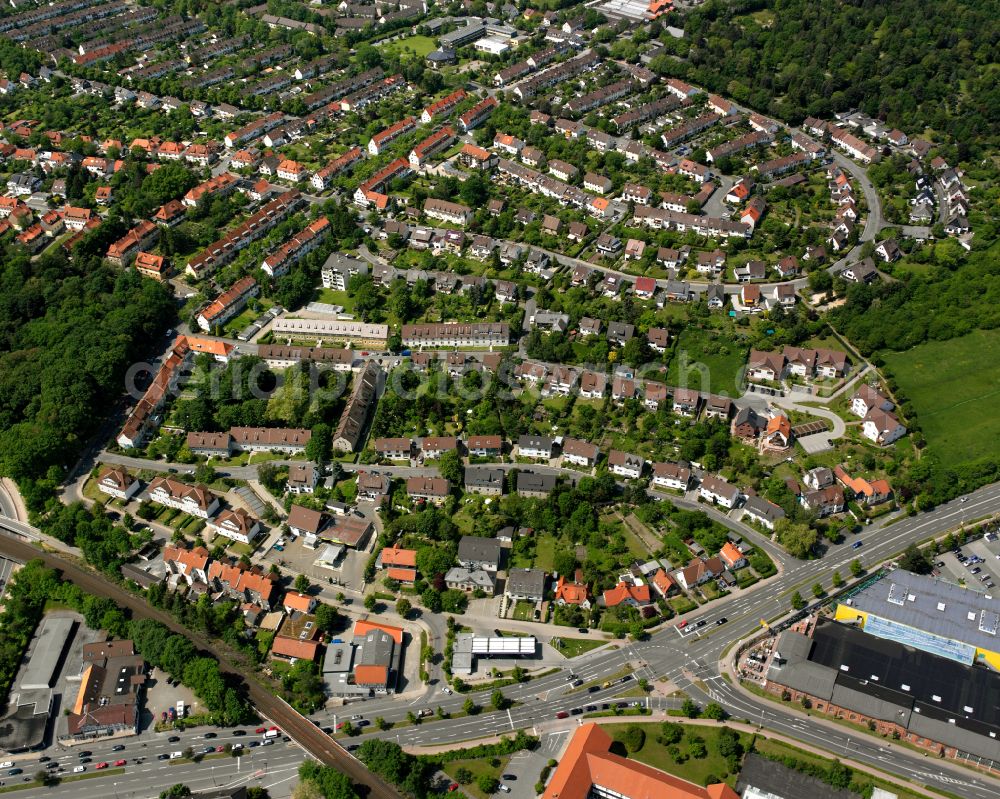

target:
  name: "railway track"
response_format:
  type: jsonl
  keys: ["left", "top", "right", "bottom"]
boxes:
{"left": 0, "top": 527, "right": 402, "bottom": 799}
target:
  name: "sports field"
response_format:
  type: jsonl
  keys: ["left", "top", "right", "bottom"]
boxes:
{"left": 882, "top": 328, "right": 1000, "bottom": 469}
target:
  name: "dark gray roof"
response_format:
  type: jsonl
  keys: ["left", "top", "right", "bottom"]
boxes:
{"left": 465, "top": 466, "right": 505, "bottom": 490}
{"left": 506, "top": 568, "right": 546, "bottom": 597}
{"left": 517, "top": 471, "right": 556, "bottom": 494}
{"left": 457, "top": 535, "right": 502, "bottom": 566}
{"left": 737, "top": 754, "right": 857, "bottom": 799}
{"left": 742, "top": 495, "right": 786, "bottom": 524}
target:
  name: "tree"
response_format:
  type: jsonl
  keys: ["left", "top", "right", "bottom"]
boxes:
{"left": 702, "top": 702, "right": 726, "bottom": 720}
{"left": 511, "top": 665, "right": 526, "bottom": 683}
{"left": 294, "top": 574, "right": 311, "bottom": 593}
{"left": 850, "top": 559, "right": 864, "bottom": 577}
{"left": 477, "top": 775, "right": 499, "bottom": 795}
{"left": 364, "top": 594, "right": 377, "bottom": 611}
{"left": 463, "top": 697, "right": 479, "bottom": 715}
{"left": 306, "top": 423, "right": 332, "bottom": 465}
{"left": 375, "top": 717, "right": 388, "bottom": 731}
{"left": 899, "top": 543, "right": 933, "bottom": 574}
{"left": 455, "top": 767, "right": 473, "bottom": 784}
{"left": 621, "top": 725, "right": 645, "bottom": 753}
{"left": 790, "top": 591, "right": 806, "bottom": 611}
{"left": 775, "top": 519, "right": 818, "bottom": 559}
{"left": 811, "top": 582, "right": 825, "bottom": 598}
{"left": 491, "top": 689, "right": 511, "bottom": 711}
{"left": 681, "top": 698, "right": 699, "bottom": 718}
{"left": 435, "top": 449, "right": 463, "bottom": 486}
{"left": 395, "top": 598, "right": 412, "bottom": 618}
{"left": 832, "top": 570, "right": 844, "bottom": 587}
{"left": 659, "top": 722, "right": 684, "bottom": 745}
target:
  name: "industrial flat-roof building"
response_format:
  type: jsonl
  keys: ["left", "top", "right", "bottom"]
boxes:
{"left": 0, "top": 615, "right": 77, "bottom": 752}
{"left": 452, "top": 634, "right": 537, "bottom": 675}
{"left": 766, "top": 619, "right": 1000, "bottom": 762}
{"left": 835, "top": 570, "right": 1000, "bottom": 669}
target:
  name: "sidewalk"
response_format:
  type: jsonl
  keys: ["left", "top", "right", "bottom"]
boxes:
{"left": 403, "top": 713, "right": 954, "bottom": 799}
{"left": 0, "top": 477, "right": 29, "bottom": 523}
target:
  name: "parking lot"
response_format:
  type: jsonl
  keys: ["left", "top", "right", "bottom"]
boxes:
{"left": 143, "top": 667, "right": 201, "bottom": 730}
{"left": 934, "top": 530, "right": 1000, "bottom": 593}
{"left": 258, "top": 525, "right": 372, "bottom": 595}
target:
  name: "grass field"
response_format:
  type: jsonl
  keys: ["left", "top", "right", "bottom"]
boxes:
{"left": 667, "top": 327, "right": 748, "bottom": 396}
{"left": 441, "top": 755, "right": 510, "bottom": 799}
{"left": 603, "top": 723, "right": 751, "bottom": 787}
{"left": 378, "top": 34, "right": 436, "bottom": 58}
{"left": 882, "top": 328, "right": 1000, "bottom": 469}
{"left": 552, "top": 636, "right": 605, "bottom": 657}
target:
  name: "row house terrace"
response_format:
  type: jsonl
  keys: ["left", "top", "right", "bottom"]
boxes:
{"left": 261, "top": 216, "right": 330, "bottom": 278}
{"left": 187, "top": 190, "right": 302, "bottom": 280}
{"left": 311, "top": 147, "right": 364, "bottom": 191}
{"left": 368, "top": 116, "right": 417, "bottom": 156}
{"left": 106, "top": 220, "right": 159, "bottom": 266}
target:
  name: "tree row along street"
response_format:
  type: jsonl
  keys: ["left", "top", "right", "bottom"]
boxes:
{"left": 5, "top": 477, "right": 1000, "bottom": 798}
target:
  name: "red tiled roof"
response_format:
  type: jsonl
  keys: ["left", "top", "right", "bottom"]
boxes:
{"left": 543, "top": 723, "right": 739, "bottom": 799}
{"left": 271, "top": 636, "right": 320, "bottom": 661}
{"left": 353, "top": 619, "right": 404, "bottom": 645}
{"left": 354, "top": 664, "right": 388, "bottom": 686}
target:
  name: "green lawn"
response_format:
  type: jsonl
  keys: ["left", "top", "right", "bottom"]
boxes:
{"left": 378, "top": 34, "right": 437, "bottom": 58}
{"left": 882, "top": 328, "right": 1000, "bottom": 469}
{"left": 603, "top": 722, "right": 751, "bottom": 788}
{"left": 316, "top": 288, "right": 355, "bottom": 313}
{"left": 441, "top": 755, "right": 510, "bottom": 799}
{"left": 511, "top": 600, "right": 536, "bottom": 621}
{"left": 552, "top": 636, "right": 605, "bottom": 657}
{"left": 667, "top": 327, "right": 748, "bottom": 396}
{"left": 533, "top": 534, "right": 557, "bottom": 571}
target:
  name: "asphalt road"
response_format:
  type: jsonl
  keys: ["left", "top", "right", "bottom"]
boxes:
{"left": 5, "top": 479, "right": 1000, "bottom": 798}
{"left": 0, "top": 529, "right": 402, "bottom": 799}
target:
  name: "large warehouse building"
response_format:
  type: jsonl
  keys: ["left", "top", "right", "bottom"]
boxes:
{"left": 835, "top": 569, "right": 1000, "bottom": 669}
{"left": 766, "top": 618, "right": 1000, "bottom": 763}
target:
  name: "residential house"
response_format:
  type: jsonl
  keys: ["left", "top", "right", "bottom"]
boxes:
{"left": 207, "top": 508, "right": 261, "bottom": 544}
{"left": 741, "top": 496, "right": 785, "bottom": 531}
{"left": 554, "top": 570, "right": 591, "bottom": 609}
{"left": 801, "top": 485, "right": 846, "bottom": 517}
{"left": 760, "top": 414, "right": 792, "bottom": 451}
{"left": 699, "top": 474, "right": 741, "bottom": 508}
{"left": 406, "top": 476, "right": 450, "bottom": 505}
{"left": 862, "top": 409, "right": 907, "bottom": 446}
{"left": 603, "top": 581, "right": 652, "bottom": 608}
{"left": 651, "top": 462, "right": 691, "bottom": 492}
{"left": 674, "top": 557, "right": 724, "bottom": 591}
{"left": 97, "top": 466, "right": 141, "bottom": 501}
{"left": 608, "top": 450, "right": 645, "bottom": 479}
{"left": 445, "top": 567, "right": 496, "bottom": 595}
{"left": 286, "top": 464, "right": 319, "bottom": 495}
{"left": 518, "top": 435, "right": 554, "bottom": 459}
{"left": 719, "top": 541, "right": 749, "bottom": 570}
{"left": 851, "top": 385, "right": 894, "bottom": 418}
{"left": 516, "top": 471, "right": 557, "bottom": 497}
{"left": 672, "top": 388, "right": 700, "bottom": 417}
{"left": 464, "top": 467, "right": 506, "bottom": 496}
{"left": 506, "top": 568, "right": 547, "bottom": 602}
{"left": 148, "top": 477, "right": 219, "bottom": 518}
{"left": 562, "top": 438, "right": 599, "bottom": 468}
{"left": 377, "top": 546, "right": 418, "bottom": 583}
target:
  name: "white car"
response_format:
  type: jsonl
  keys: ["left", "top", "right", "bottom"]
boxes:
{"left": 73, "top": 766, "right": 86, "bottom": 773}
{"left": 0, "top": 762, "right": 13, "bottom": 769}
